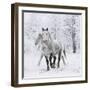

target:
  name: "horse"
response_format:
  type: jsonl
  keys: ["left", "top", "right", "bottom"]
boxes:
{"left": 35, "top": 28, "right": 67, "bottom": 71}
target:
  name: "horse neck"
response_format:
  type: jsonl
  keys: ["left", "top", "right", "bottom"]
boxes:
{"left": 48, "top": 33, "right": 54, "bottom": 44}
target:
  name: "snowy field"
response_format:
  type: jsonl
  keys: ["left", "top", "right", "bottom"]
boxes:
{"left": 24, "top": 47, "right": 82, "bottom": 79}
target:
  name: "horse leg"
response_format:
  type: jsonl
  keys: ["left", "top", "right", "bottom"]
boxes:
{"left": 52, "top": 56, "right": 56, "bottom": 68}
{"left": 45, "top": 56, "right": 50, "bottom": 71}
{"left": 63, "top": 49, "right": 67, "bottom": 59}
{"left": 49, "top": 53, "right": 53, "bottom": 68}
{"left": 38, "top": 54, "right": 43, "bottom": 66}
{"left": 57, "top": 49, "right": 62, "bottom": 68}
{"left": 62, "top": 56, "right": 66, "bottom": 65}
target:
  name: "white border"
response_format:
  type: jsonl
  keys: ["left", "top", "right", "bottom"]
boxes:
{"left": 18, "top": 6, "right": 86, "bottom": 84}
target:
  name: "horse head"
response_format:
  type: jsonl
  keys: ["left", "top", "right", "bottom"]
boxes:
{"left": 42, "top": 28, "right": 50, "bottom": 41}
{"left": 35, "top": 34, "right": 42, "bottom": 46}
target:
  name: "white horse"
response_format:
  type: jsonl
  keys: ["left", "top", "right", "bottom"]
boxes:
{"left": 35, "top": 28, "right": 67, "bottom": 70}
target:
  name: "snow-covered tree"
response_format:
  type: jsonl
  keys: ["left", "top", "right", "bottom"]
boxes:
{"left": 64, "top": 15, "right": 80, "bottom": 53}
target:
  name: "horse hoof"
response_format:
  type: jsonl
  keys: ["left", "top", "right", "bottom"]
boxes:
{"left": 57, "top": 65, "right": 60, "bottom": 68}
{"left": 47, "top": 68, "right": 50, "bottom": 71}
{"left": 52, "top": 65, "right": 55, "bottom": 68}
{"left": 51, "top": 64, "right": 55, "bottom": 68}
{"left": 47, "top": 69, "right": 49, "bottom": 71}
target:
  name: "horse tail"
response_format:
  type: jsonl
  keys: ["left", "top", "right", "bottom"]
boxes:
{"left": 59, "top": 42, "right": 67, "bottom": 59}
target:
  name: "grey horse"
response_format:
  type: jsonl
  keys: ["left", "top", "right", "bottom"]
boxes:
{"left": 35, "top": 28, "right": 66, "bottom": 71}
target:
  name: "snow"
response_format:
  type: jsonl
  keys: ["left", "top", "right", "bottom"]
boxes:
{"left": 24, "top": 50, "right": 82, "bottom": 79}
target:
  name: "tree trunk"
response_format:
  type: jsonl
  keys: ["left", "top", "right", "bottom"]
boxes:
{"left": 72, "top": 30, "right": 76, "bottom": 53}
{"left": 72, "top": 40, "right": 76, "bottom": 53}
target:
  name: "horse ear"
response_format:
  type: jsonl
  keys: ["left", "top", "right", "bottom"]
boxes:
{"left": 46, "top": 28, "right": 48, "bottom": 31}
{"left": 42, "top": 28, "right": 44, "bottom": 31}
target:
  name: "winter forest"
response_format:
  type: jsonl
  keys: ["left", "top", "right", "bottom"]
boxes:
{"left": 23, "top": 12, "right": 82, "bottom": 79}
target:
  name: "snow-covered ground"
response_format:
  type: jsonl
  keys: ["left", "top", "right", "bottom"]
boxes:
{"left": 24, "top": 48, "right": 82, "bottom": 79}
